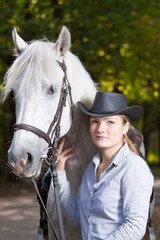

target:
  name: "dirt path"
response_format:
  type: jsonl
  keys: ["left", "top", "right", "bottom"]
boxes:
{"left": 0, "top": 179, "right": 160, "bottom": 240}
{"left": 0, "top": 193, "right": 39, "bottom": 240}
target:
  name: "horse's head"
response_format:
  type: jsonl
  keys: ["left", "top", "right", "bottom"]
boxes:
{"left": 3, "top": 26, "right": 75, "bottom": 178}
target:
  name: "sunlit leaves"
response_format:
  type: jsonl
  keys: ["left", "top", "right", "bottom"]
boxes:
{"left": 0, "top": 0, "right": 159, "bottom": 103}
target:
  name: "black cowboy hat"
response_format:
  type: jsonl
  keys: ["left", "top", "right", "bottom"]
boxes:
{"left": 78, "top": 91, "right": 143, "bottom": 122}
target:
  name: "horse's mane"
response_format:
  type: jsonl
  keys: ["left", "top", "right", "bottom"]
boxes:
{"left": 2, "top": 39, "right": 96, "bottom": 108}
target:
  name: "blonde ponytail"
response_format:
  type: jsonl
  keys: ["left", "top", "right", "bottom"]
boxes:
{"left": 123, "top": 134, "right": 139, "bottom": 155}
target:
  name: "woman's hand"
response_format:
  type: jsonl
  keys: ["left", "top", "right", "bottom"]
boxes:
{"left": 56, "top": 137, "right": 76, "bottom": 171}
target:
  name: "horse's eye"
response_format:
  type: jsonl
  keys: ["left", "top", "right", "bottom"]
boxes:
{"left": 47, "top": 85, "right": 54, "bottom": 95}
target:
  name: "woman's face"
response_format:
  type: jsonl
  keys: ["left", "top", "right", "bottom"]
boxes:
{"left": 90, "top": 115, "right": 129, "bottom": 150}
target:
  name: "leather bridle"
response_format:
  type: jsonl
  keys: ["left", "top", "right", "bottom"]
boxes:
{"left": 13, "top": 60, "right": 74, "bottom": 149}
{"left": 12, "top": 60, "right": 74, "bottom": 240}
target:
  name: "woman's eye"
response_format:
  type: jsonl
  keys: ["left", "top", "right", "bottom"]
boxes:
{"left": 91, "top": 120, "right": 98, "bottom": 124}
{"left": 108, "top": 121, "right": 115, "bottom": 125}
{"left": 47, "top": 85, "right": 54, "bottom": 94}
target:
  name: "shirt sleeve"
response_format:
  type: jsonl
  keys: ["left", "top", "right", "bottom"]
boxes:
{"left": 107, "top": 158, "right": 154, "bottom": 240}
{"left": 57, "top": 170, "right": 80, "bottom": 227}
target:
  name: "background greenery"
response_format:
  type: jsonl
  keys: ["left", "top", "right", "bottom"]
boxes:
{"left": 0, "top": 0, "right": 159, "bottom": 176}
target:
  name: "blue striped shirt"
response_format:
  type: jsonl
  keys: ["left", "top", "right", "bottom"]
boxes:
{"left": 57, "top": 143, "right": 154, "bottom": 239}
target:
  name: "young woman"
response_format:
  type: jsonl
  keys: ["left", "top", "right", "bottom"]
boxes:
{"left": 52, "top": 92, "right": 154, "bottom": 239}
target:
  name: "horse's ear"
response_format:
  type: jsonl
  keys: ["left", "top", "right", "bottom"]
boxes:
{"left": 12, "top": 27, "right": 28, "bottom": 55}
{"left": 55, "top": 26, "right": 71, "bottom": 56}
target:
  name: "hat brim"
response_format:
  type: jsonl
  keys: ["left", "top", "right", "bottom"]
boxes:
{"left": 78, "top": 102, "right": 143, "bottom": 122}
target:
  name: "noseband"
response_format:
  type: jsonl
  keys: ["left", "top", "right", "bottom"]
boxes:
{"left": 13, "top": 60, "right": 74, "bottom": 149}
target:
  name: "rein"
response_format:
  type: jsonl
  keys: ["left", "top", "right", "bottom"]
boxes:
{"left": 13, "top": 60, "right": 74, "bottom": 240}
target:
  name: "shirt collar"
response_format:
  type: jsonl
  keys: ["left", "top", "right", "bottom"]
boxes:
{"left": 92, "top": 142, "right": 130, "bottom": 168}
{"left": 92, "top": 152, "right": 101, "bottom": 169}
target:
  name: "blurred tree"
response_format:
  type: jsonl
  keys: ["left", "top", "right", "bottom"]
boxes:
{"left": 0, "top": 0, "right": 159, "bottom": 168}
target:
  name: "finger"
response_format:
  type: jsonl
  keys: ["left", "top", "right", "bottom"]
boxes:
{"left": 56, "top": 150, "right": 76, "bottom": 171}
{"left": 63, "top": 151, "right": 76, "bottom": 161}
{"left": 61, "top": 144, "right": 75, "bottom": 157}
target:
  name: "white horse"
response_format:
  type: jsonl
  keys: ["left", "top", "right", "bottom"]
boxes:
{"left": 2, "top": 26, "right": 98, "bottom": 239}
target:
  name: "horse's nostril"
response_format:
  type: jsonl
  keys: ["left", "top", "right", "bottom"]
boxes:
{"left": 27, "top": 152, "right": 33, "bottom": 163}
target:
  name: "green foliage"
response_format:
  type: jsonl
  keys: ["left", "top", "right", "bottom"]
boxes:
{"left": 148, "top": 151, "right": 158, "bottom": 165}
{"left": 0, "top": 0, "right": 159, "bottom": 164}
